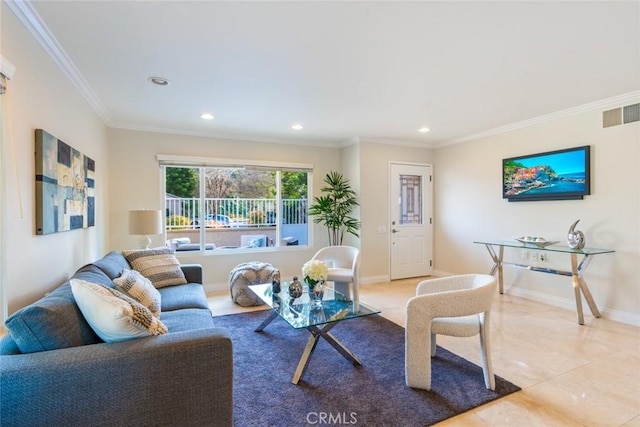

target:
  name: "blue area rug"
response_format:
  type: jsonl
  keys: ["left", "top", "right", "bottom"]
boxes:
{"left": 214, "top": 310, "right": 520, "bottom": 426}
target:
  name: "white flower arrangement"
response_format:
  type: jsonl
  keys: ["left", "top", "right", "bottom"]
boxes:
{"left": 301, "top": 259, "right": 329, "bottom": 287}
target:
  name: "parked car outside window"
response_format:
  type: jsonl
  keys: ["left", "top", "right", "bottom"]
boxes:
{"left": 191, "top": 214, "right": 230, "bottom": 228}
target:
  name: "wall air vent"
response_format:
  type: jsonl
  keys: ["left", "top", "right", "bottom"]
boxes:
{"left": 603, "top": 108, "right": 622, "bottom": 128}
{"left": 623, "top": 103, "right": 640, "bottom": 124}
{"left": 603, "top": 102, "right": 640, "bottom": 128}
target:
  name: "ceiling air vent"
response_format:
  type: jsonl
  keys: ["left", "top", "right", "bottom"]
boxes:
{"left": 603, "top": 108, "right": 622, "bottom": 128}
{"left": 623, "top": 103, "right": 640, "bottom": 124}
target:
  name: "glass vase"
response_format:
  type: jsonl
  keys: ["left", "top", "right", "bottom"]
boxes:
{"left": 308, "top": 281, "right": 324, "bottom": 310}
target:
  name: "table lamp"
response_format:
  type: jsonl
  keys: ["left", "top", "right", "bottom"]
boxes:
{"left": 129, "top": 209, "right": 163, "bottom": 249}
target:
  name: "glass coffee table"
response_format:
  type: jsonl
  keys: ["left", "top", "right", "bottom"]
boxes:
{"left": 249, "top": 283, "right": 380, "bottom": 384}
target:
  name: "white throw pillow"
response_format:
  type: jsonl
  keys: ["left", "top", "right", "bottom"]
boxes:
{"left": 70, "top": 279, "right": 168, "bottom": 343}
{"left": 113, "top": 269, "right": 161, "bottom": 318}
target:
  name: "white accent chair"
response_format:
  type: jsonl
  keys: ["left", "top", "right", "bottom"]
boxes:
{"left": 405, "top": 274, "right": 497, "bottom": 391}
{"left": 311, "top": 246, "right": 360, "bottom": 312}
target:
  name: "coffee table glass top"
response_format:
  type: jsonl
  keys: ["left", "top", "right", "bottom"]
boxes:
{"left": 249, "top": 283, "right": 380, "bottom": 329}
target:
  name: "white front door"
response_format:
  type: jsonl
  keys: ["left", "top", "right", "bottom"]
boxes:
{"left": 389, "top": 163, "right": 433, "bottom": 280}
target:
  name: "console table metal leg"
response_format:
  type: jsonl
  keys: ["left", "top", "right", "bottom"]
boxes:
{"left": 475, "top": 241, "right": 611, "bottom": 326}
{"left": 498, "top": 246, "right": 504, "bottom": 294}
{"left": 571, "top": 254, "right": 585, "bottom": 325}
{"left": 484, "top": 244, "right": 504, "bottom": 294}
{"left": 578, "top": 276, "right": 601, "bottom": 318}
{"left": 576, "top": 255, "right": 601, "bottom": 318}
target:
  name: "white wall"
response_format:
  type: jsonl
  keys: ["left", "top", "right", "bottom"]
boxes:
{"left": 339, "top": 140, "right": 360, "bottom": 249}
{"left": 1, "top": 4, "right": 109, "bottom": 316}
{"left": 358, "top": 141, "right": 435, "bottom": 282}
{"left": 434, "top": 102, "right": 640, "bottom": 324}
{"left": 106, "top": 128, "right": 342, "bottom": 288}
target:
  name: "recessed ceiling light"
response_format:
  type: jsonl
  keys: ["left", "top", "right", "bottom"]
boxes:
{"left": 201, "top": 113, "right": 215, "bottom": 120}
{"left": 148, "top": 76, "right": 170, "bottom": 86}
{"left": 419, "top": 127, "right": 430, "bottom": 133}
{"left": 291, "top": 124, "right": 303, "bottom": 130}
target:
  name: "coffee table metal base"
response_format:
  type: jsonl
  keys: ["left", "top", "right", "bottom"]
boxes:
{"left": 255, "top": 312, "right": 362, "bottom": 384}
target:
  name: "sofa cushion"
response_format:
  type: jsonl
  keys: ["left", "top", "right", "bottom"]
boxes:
{"left": 123, "top": 247, "right": 187, "bottom": 288}
{"left": 71, "top": 279, "right": 168, "bottom": 342}
{"left": 0, "top": 334, "right": 21, "bottom": 355}
{"left": 3, "top": 265, "right": 110, "bottom": 354}
{"left": 159, "top": 308, "right": 215, "bottom": 332}
{"left": 92, "top": 250, "right": 131, "bottom": 280}
{"left": 159, "top": 283, "right": 210, "bottom": 311}
{"left": 114, "top": 269, "right": 161, "bottom": 318}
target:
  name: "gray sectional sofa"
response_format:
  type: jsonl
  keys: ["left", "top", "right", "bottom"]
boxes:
{"left": 0, "top": 251, "right": 233, "bottom": 427}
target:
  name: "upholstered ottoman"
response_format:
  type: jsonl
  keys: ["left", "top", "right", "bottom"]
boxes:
{"left": 229, "top": 262, "right": 280, "bottom": 306}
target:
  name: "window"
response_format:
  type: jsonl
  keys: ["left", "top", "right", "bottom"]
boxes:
{"left": 160, "top": 156, "right": 310, "bottom": 252}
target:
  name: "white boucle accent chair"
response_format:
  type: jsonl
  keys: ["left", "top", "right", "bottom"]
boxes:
{"left": 311, "top": 246, "right": 360, "bottom": 312}
{"left": 405, "top": 274, "right": 497, "bottom": 391}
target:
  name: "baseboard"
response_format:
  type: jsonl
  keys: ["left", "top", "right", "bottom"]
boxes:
{"left": 431, "top": 269, "right": 455, "bottom": 277}
{"left": 204, "top": 282, "right": 229, "bottom": 293}
{"left": 361, "top": 275, "right": 389, "bottom": 285}
{"left": 362, "top": 271, "right": 451, "bottom": 285}
{"left": 505, "top": 286, "right": 640, "bottom": 327}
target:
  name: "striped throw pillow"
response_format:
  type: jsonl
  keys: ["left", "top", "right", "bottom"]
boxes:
{"left": 123, "top": 247, "right": 187, "bottom": 289}
{"left": 113, "top": 269, "right": 161, "bottom": 318}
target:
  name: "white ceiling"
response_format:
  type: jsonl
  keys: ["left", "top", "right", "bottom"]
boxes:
{"left": 10, "top": 1, "right": 640, "bottom": 148}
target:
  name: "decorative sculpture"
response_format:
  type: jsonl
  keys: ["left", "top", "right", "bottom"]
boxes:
{"left": 288, "top": 276, "right": 303, "bottom": 299}
{"left": 567, "top": 219, "right": 585, "bottom": 249}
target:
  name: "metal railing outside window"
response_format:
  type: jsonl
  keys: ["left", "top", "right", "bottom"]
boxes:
{"left": 165, "top": 198, "right": 307, "bottom": 230}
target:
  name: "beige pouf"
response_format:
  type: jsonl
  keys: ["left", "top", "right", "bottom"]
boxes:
{"left": 229, "top": 262, "right": 280, "bottom": 306}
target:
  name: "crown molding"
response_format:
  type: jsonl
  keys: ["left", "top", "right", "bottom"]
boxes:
{"left": 6, "top": 0, "right": 111, "bottom": 123}
{"left": 339, "top": 136, "right": 361, "bottom": 147}
{"left": 439, "top": 90, "right": 640, "bottom": 147}
{"left": 357, "top": 136, "right": 437, "bottom": 149}
{"left": 0, "top": 55, "right": 16, "bottom": 80}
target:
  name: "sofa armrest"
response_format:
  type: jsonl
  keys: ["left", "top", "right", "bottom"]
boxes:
{"left": 0, "top": 328, "right": 233, "bottom": 427}
{"left": 181, "top": 263, "right": 203, "bottom": 284}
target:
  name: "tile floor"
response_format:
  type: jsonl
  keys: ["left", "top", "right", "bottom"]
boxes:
{"left": 208, "top": 277, "right": 640, "bottom": 427}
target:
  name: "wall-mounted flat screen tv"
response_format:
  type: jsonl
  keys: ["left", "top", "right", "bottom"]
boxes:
{"left": 503, "top": 145, "right": 591, "bottom": 202}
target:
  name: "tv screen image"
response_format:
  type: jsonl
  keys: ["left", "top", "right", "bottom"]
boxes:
{"left": 503, "top": 145, "right": 591, "bottom": 201}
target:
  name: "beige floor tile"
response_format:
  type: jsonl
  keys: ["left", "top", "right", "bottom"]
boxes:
{"left": 465, "top": 393, "right": 585, "bottom": 427}
{"left": 522, "top": 379, "right": 638, "bottom": 427}
{"left": 623, "top": 414, "right": 640, "bottom": 426}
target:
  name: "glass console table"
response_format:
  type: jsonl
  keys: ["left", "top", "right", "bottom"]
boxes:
{"left": 474, "top": 239, "right": 615, "bottom": 325}
{"left": 249, "top": 283, "right": 380, "bottom": 384}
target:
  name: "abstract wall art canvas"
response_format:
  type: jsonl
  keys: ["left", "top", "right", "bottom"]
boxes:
{"left": 35, "top": 129, "right": 95, "bottom": 235}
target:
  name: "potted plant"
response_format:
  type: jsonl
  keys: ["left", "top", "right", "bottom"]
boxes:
{"left": 308, "top": 171, "right": 360, "bottom": 246}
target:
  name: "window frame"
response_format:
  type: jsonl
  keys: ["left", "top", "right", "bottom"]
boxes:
{"left": 158, "top": 154, "right": 313, "bottom": 254}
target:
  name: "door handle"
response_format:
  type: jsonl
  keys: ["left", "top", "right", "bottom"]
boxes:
{"left": 392, "top": 229, "right": 399, "bottom": 233}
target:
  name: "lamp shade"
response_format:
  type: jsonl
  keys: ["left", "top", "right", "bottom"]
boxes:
{"left": 129, "top": 210, "right": 163, "bottom": 235}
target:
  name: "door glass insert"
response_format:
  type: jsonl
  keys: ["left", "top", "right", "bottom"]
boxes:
{"left": 399, "top": 174, "right": 422, "bottom": 225}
